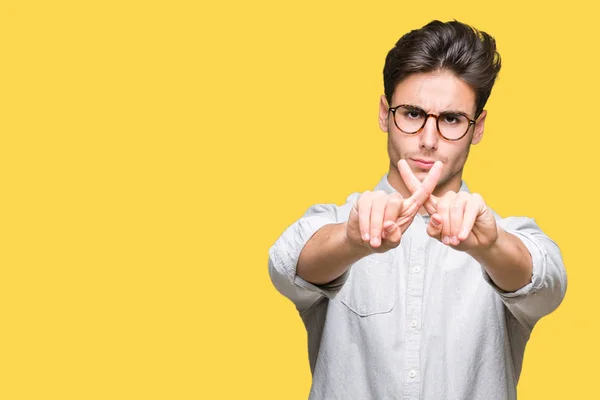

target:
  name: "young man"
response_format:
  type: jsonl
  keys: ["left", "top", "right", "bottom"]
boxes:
{"left": 268, "top": 20, "right": 567, "bottom": 400}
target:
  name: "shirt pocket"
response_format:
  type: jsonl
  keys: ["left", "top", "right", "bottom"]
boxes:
{"left": 337, "top": 252, "right": 396, "bottom": 316}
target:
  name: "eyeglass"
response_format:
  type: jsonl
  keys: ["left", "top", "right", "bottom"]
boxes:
{"left": 388, "top": 104, "right": 477, "bottom": 141}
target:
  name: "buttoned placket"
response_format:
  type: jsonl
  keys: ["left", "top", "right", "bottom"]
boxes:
{"left": 402, "top": 217, "right": 428, "bottom": 400}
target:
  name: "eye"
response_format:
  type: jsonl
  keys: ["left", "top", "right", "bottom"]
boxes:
{"left": 404, "top": 110, "right": 422, "bottom": 119}
{"left": 442, "top": 114, "right": 461, "bottom": 124}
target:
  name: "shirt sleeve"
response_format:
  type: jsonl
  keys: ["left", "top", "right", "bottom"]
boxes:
{"left": 480, "top": 216, "right": 567, "bottom": 331}
{"left": 268, "top": 194, "right": 357, "bottom": 314}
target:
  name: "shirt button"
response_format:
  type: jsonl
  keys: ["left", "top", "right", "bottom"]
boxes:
{"left": 413, "top": 266, "right": 421, "bottom": 274}
{"left": 411, "top": 320, "right": 418, "bottom": 328}
{"left": 408, "top": 370, "right": 416, "bottom": 378}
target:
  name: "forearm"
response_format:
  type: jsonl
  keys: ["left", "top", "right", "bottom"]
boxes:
{"left": 297, "top": 222, "right": 372, "bottom": 285}
{"left": 468, "top": 227, "right": 533, "bottom": 292}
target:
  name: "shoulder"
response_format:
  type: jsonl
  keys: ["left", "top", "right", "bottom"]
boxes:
{"left": 301, "top": 192, "right": 361, "bottom": 223}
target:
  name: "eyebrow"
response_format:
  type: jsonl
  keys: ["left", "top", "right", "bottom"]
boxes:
{"left": 402, "top": 103, "right": 471, "bottom": 116}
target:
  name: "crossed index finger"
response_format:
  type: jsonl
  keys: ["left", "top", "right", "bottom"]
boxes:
{"left": 399, "top": 159, "right": 442, "bottom": 213}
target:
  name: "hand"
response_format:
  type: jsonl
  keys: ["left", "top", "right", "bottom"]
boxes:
{"left": 346, "top": 161, "right": 443, "bottom": 253}
{"left": 398, "top": 159, "right": 499, "bottom": 252}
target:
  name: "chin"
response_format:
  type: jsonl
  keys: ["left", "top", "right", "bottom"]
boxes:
{"left": 413, "top": 170, "right": 429, "bottom": 182}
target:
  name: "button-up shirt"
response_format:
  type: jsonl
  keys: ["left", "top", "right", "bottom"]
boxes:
{"left": 268, "top": 175, "right": 567, "bottom": 400}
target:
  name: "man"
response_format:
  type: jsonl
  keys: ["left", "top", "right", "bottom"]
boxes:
{"left": 268, "top": 20, "right": 567, "bottom": 400}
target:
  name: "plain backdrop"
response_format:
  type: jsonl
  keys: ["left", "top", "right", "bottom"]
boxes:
{"left": 0, "top": 1, "right": 596, "bottom": 399}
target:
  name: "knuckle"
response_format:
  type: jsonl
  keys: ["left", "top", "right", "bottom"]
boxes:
{"left": 450, "top": 202, "right": 463, "bottom": 210}
{"left": 375, "top": 192, "right": 388, "bottom": 202}
{"left": 358, "top": 192, "right": 371, "bottom": 205}
{"left": 442, "top": 193, "right": 456, "bottom": 202}
{"left": 437, "top": 201, "right": 449, "bottom": 212}
{"left": 439, "top": 194, "right": 452, "bottom": 204}
{"left": 390, "top": 192, "right": 404, "bottom": 202}
{"left": 387, "top": 196, "right": 402, "bottom": 207}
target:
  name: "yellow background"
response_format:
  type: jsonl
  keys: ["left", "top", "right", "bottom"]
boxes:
{"left": 0, "top": 1, "right": 596, "bottom": 399}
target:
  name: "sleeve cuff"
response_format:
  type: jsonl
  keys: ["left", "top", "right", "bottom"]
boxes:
{"left": 293, "top": 268, "right": 350, "bottom": 300}
{"left": 270, "top": 214, "right": 349, "bottom": 298}
{"left": 481, "top": 229, "right": 548, "bottom": 302}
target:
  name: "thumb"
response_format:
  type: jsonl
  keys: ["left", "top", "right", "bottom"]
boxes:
{"left": 423, "top": 193, "right": 439, "bottom": 216}
{"left": 382, "top": 220, "right": 402, "bottom": 247}
{"left": 426, "top": 213, "right": 443, "bottom": 239}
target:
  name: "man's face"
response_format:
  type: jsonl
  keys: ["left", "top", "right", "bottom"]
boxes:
{"left": 379, "top": 70, "right": 486, "bottom": 194}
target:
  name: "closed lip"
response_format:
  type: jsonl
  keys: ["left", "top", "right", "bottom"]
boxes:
{"left": 411, "top": 158, "right": 435, "bottom": 164}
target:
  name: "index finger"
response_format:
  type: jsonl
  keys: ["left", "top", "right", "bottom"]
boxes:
{"left": 408, "top": 161, "right": 443, "bottom": 206}
{"left": 398, "top": 159, "right": 436, "bottom": 215}
{"left": 420, "top": 160, "right": 442, "bottom": 196}
{"left": 398, "top": 159, "right": 442, "bottom": 210}
{"left": 398, "top": 159, "right": 422, "bottom": 195}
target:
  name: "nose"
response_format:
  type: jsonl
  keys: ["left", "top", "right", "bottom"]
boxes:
{"left": 419, "top": 115, "right": 439, "bottom": 151}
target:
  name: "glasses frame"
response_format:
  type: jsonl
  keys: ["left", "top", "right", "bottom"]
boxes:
{"left": 388, "top": 104, "right": 478, "bottom": 142}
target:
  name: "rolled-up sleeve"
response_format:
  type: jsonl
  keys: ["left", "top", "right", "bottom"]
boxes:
{"left": 481, "top": 217, "right": 567, "bottom": 330}
{"left": 268, "top": 196, "right": 356, "bottom": 313}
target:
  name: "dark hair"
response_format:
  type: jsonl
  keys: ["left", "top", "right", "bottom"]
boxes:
{"left": 383, "top": 20, "right": 501, "bottom": 118}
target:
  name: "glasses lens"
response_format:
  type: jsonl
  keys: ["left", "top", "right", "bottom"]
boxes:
{"left": 438, "top": 113, "right": 470, "bottom": 140}
{"left": 394, "top": 106, "right": 425, "bottom": 133}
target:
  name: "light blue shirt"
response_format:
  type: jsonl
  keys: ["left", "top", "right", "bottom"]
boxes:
{"left": 268, "top": 175, "right": 567, "bottom": 400}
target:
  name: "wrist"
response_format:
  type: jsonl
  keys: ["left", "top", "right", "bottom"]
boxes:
{"left": 467, "top": 226, "right": 503, "bottom": 261}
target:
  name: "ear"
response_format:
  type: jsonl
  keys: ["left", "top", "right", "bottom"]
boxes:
{"left": 471, "top": 110, "right": 487, "bottom": 145}
{"left": 379, "top": 95, "right": 390, "bottom": 133}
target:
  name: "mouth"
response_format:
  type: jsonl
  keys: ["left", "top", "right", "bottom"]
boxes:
{"left": 410, "top": 158, "right": 436, "bottom": 170}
